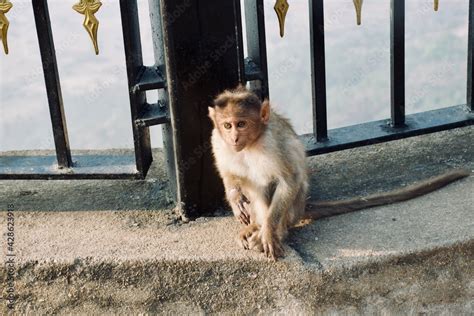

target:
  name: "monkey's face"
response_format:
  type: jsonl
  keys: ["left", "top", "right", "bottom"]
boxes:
{"left": 209, "top": 87, "right": 270, "bottom": 152}
{"left": 215, "top": 113, "right": 262, "bottom": 152}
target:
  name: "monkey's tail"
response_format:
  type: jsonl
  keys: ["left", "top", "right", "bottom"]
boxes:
{"left": 304, "top": 169, "right": 471, "bottom": 220}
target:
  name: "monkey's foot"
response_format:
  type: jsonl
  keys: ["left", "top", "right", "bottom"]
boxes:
{"left": 260, "top": 228, "right": 284, "bottom": 260}
{"left": 239, "top": 223, "right": 260, "bottom": 250}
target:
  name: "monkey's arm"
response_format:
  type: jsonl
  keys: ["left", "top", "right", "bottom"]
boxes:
{"left": 223, "top": 175, "right": 251, "bottom": 225}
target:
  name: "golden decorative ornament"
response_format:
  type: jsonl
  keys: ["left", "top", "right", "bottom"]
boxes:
{"left": 353, "top": 0, "right": 363, "bottom": 25}
{"left": 73, "top": 0, "right": 102, "bottom": 55}
{"left": 274, "top": 0, "right": 289, "bottom": 37}
{"left": 0, "top": 0, "right": 12, "bottom": 55}
{"left": 434, "top": 0, "right": 439, "bottom": 11}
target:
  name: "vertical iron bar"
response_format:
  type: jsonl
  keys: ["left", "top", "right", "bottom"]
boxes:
{"left": 390, "top": 0, "right": 406, "bottom": 126}
{"left": 467, "top": 0, "right": 474, "bottom": 111}
{"left": 160, "top": 0, "right": 241, "bottom": 217}
{"left": 309, "top": 0, "right": 328, "bottom": 141}
{"left": 234, "top": 0, "right": 246, "bottom": 84}
{"left": 32, "top": 0, "right": 72, "bottom": 168}
{"left": 244, "top": 0, "right": 269, "bottom": 99}
{"left": 119, "top": 0, "right": 153, "bottom": 177}
{"left": 148, "top": 0, "right": 177, "bottom": 198}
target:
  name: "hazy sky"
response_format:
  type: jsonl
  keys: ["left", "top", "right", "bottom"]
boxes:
{"left": 0, "top": 0, "right": 469, "bottom": 151}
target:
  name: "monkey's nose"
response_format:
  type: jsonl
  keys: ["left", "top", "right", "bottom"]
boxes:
{"left": 233, "top": 137, "right": 239, "bottom": 144}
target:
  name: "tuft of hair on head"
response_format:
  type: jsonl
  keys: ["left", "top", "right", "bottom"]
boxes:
{"left": 213, "top": 85, "right": 262, "bottom": 113}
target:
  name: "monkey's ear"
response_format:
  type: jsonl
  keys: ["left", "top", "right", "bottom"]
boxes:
{"left": 208, "top": 107, "right": 216, "bottom": 122}
{"left": 261, "top": 100, "right": 270, "bottom": 124}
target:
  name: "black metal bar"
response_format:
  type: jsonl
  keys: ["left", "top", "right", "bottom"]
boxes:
{"left": 309, "top": 0, "right": 328, "bottom": 141}
{"left": 132, "top": 66, "right": 166, "bottom": 93}
{"left": 136, "top": 102, "right": 169, "bottom": 127}
{"left": 467, "top": 0, "right": 474, "bottom": 111}
{"left": 148, "top": 0, "right": 178, "bottom": 200}
{"left": 0, "top": 154, "right": 139, "bottom": 180}
{"left": 234, "top": 0, "right": 246, "bottom": 84}
{"left": 119, "top": 0, "right": 153, "bottom": 178}
{"left": 244, "top": 57, "right": 264, "bottom": 81}
{"left": 32, "top": 0, "right": 72, "bottom": 169}
{"left": 244, "top": 0, "right": 269, "bottom": 99}
{"left": 302, "top": 105, "right": 473, "bottom": 156}
{"left": 159, "top": 0, "right": 241, "bottom": 217}
{"left": 390, "top": 0, "right": 406, "bottom": 126}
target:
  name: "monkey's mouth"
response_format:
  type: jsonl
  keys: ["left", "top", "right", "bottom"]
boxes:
{"left": 231, "top": 144, "right": 245, "bottom": 152}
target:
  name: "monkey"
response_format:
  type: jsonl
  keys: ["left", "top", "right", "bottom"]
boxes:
{"left": 208, "top": 85, "right": 470, "bottom": 260}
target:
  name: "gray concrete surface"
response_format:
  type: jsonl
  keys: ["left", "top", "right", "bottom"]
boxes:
{"left": 0, "top": 126, "right": 473, "bottom": 314}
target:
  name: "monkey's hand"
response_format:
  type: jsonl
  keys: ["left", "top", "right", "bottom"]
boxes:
{"left": 237, "top": 193, "right": 251, "bottom": 225}
{"left": 229, "top": 188, "right": 251, "bottom": 225}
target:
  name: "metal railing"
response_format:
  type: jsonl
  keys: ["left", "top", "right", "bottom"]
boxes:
{"left": 1, "top": 0, "right": 473, "bottom": 216}
{"left": 0, "top": 0, "right": 169, "bottom": 179}
{"left": 239, "top": 0, "right": 473, "bottom": 157}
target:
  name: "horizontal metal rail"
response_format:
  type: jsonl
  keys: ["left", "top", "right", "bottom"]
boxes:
{"left": 0, "top": 153, "right": 139, "bottom": 180}
{"left": 301, "top": 105, "right": 473, "bottom": 156}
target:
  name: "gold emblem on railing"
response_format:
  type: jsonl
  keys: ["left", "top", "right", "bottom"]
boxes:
{"left": 73, "top": 0, "right": 102, "bottom": 55}
{"left": 434, "top": 0, "right": 439, "bottom": 11}
{"left": 274, "top": 0, "right": 289, "bottom": 37}
{"left": 353, "top": 0, "right": 363, "bottom": 25}
{"left": 0, "top": 0, "right": 12, "bottom": 54}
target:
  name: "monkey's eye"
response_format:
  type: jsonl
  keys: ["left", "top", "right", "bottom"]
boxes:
{"left": 237, "top": 121, "right": 247, "bottom": 128}
{"left": 224, "top": 122, "right": 232, "bottom": 129}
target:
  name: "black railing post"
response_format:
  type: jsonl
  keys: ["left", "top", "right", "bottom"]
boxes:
{"left": 159, "top": 0, "right": 242, "bottom": 217}
{"left": 119, "top": 0, "right": 153, "bottom": 178}
{"left": 244, "top": 0, "right": 270, "bottom": 99}
{"left": 467, "top": 0, "right": 474, "bottom": 111}
{"left": 32, "top": 0, "right": 72, "bottom": 169}
{"left": 390, "top": 0, "right": 406, "bottom": 126}
{"left": 309, "top": 0, "right": 328, "bottom": 141}
{"left": 234, "top": 0, "right": 246, "bottom": 85}
{"left": 148, "top": 0, "right": 177, "bottom": 198}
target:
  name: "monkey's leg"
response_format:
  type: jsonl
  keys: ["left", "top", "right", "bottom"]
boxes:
{"left": 259, "top": 224, "right": 285, "bottom": 260}
{"left": 241, "top": 193, "right": 284, "bottom": 258}
{"left": 259, "top": 180, "right": 296, "bottom": 260}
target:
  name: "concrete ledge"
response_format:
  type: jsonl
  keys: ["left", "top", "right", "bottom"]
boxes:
{"left": 1, "top": 173, "right": 473, "bottom": 314}
{"left": 0, "top": 242, "right": 472, "bottom": 314}
{"left": 0, "top": 126, "right": 473, "bottom": 314}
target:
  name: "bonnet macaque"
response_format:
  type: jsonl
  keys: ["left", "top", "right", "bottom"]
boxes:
{"left": 208, "top": 86, "right": 469, "bottom": 260}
